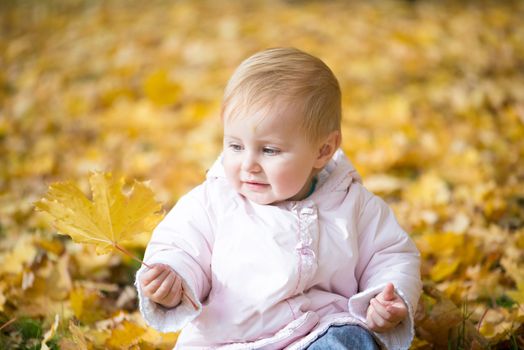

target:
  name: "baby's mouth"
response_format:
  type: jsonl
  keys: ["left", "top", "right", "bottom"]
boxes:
{"left": 243, "top": 181, "right": 269, "bottom": 190}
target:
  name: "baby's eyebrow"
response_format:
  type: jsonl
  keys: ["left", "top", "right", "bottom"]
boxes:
{"left": 223, "top": 134, "right": 239, "bottom": 139}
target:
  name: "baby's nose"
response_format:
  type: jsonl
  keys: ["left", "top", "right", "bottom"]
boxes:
{"left": 241, "top": 153, "right": 262, "bottom": 173}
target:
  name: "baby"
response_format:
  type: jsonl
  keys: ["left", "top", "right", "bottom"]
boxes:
{"left": 136, "top": 47, "right": 422, "bottom": 349}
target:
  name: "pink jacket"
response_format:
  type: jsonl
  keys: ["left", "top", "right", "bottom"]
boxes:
{"left": 136, "top": 149, "right": 422, "bottom": 349}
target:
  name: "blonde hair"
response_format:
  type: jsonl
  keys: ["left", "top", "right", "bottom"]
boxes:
{"left": 221, "top": 47, "right": 341, "bottom": 143}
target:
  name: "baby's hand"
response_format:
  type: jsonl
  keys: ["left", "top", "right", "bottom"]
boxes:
{"left": 140, "top": 264, "right": 183, "bottom": 308}
{"left": 366, "top": 283, "right": 408, "bottom": 333}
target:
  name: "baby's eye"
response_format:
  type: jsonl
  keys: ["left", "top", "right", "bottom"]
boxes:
{"left": 263, "top": 147, "right": 280, "bottom": 156}
{"left": 229, "top": 143, "right": 243, "bottom": 152}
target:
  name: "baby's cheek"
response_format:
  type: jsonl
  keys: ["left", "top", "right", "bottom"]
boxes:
{"left": 283, "top": 181, "right": 305, "bottom": 200}
{"left": 223, "top": 164, "right": 239, "bottom": 186}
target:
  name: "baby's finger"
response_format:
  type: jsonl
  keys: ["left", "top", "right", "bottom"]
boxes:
{"left": 140, "top": 264, "right": 165, "bottom": 285}
{"left": 380, "top": 283, "right": 396, "bottom": 302}
{"left": 143, "top": 268, "right": 171, "bottom": 294}
{"left": 152, "top": 271, "right": 177, "bottom": 300}
{"left": 172, "top": 273, "right": 182, "bottom": 293}
{"left": 386, "top": 304, "right": 408, "bottom": 322}
{"left": 369, "top": 308, "right": 395, "bottom": 332}
{"left": 159, "top": 276, "right": 183, "bottom": 308}
{"left": 370, "top": 298, "right": 392, "bottom": 321}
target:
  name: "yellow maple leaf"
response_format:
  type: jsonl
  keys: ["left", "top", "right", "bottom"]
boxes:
{"left": 139, "top": 326, "right": 179, "bottom": 348}
{"left": 67, "top": 321, "right": 89, "bottom": 350}
{"left": 106, "top": 320, "right": 146, "bottom": 349}
{"left": 70, "top": 287, "right": 106, "bottom": 325}
{"left": 430, "top": 258, "right": 460, "bottom": 282}
{"left": 507, "top": 282, "right": 524, "bottom": 304}
{"left": 0, "top": 235, "right": 37, "bottom": 275}
{"left": 143, "top": 69, "right": 182, "bottom": 107}
{"left": 34, "top": 172, "right": 164, "bottom": 255}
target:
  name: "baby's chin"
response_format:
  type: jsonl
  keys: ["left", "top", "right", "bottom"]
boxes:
{"left": 243, "top": 195, "right": 275, "bottom": 205}
{"left": 240, "top": 191, "right": 280, "bottom": 205}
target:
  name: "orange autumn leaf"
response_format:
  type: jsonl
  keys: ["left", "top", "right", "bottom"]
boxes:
{"left": 415, "top": 284, "right": 489, "bottom": 349}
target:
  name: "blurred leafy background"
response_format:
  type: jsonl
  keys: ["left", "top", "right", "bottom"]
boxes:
{"left": 1, "top": 0, "right": 523, "bottom": 348}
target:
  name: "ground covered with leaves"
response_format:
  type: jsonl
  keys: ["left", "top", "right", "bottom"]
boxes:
{"left": 1, "top": 0, "right": 524, "bottom": 349}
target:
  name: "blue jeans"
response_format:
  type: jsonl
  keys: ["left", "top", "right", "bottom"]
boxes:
{"left": 306, "top": 325, "right": 379, "bottom": 350}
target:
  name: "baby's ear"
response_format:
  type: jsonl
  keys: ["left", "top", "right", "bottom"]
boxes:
{"left": 313, "top": 131, "right": 341, "bottom": 169}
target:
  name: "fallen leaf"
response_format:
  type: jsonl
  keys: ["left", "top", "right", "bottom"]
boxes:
{"left": 64, "top": 321, "right": 89, "bottom": 350}
{"left": 143, "top": 69, "right": 182, "bottom": 107}
{"left": 430, "top": 258, "right": 460, "bottom": 282}
{"left": 415, "top": 284, "right": 489, "bottom": 348}
{"left": 106, "top": 320, "right": 145, "bottom": 349}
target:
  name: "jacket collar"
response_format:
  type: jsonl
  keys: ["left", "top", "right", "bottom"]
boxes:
{"left": 314, "top": 149, "right": 362, "bottom": 195}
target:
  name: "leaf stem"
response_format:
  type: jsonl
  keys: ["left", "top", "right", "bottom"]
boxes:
{"left": 184, "top": 293, "right": 199, "bottom": 310}
{"left": 114, "top": 243, "right": 151, "bottom": 269}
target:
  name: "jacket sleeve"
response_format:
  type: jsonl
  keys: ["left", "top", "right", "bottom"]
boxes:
{"left": 135, "top": 184, "right": 214, "bottom": 332}
{"left": 347, "top": 184, "right": 422, "bottom": 350}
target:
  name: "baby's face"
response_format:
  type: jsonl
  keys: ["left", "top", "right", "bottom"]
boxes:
{"left": 222, "top": 104, "right": 322, "bottom": 205}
